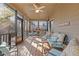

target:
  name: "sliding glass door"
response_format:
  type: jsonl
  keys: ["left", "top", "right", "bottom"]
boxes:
{"left": 23, "top": 19, "right": 29, "bottom": 39}
{"left": 31, "top": 21, "right": 38, "bottom": 31}
{"left": 31, "top": 20, "right": 48, "bottom": 31}
{"left": 39, "top": 21, "right": 48, "bottom": 31}
{"left": 16, "top": 13, "right": 23, "bottom": 44}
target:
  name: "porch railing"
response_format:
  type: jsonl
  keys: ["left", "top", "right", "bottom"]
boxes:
{"left": 0, "top": 32, "right": 16, "bottom": 49}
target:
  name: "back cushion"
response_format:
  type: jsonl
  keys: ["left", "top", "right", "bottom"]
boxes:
{"left": 52, "top": 32, "right": 65, "bottom": 44}
{"left": 57, "top": 33, "right": 65, "bottom": 43}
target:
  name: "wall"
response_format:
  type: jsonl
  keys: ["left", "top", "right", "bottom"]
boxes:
{"left": 52, "top": 4, "right": 79, "bottom": 40}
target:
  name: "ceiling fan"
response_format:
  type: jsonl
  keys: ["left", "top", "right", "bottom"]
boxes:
{"left": 32, "top": 3, "right": 46, "bottom": 13}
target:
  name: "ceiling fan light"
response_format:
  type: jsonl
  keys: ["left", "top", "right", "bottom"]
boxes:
{"left": 35, "top": 10, "right": 39, "bottom": 13}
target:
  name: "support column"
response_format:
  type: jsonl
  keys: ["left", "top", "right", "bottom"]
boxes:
{"left": 15, "top": 10, "right": 17, "bottom": 45}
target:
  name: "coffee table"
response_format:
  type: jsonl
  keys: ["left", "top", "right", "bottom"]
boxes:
{"left": 32, "top": 36, "right": 51, "bottom": 55}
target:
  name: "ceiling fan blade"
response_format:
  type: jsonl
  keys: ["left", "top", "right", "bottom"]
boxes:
{"left": 28, "top": 8, "right": 34, "bottom": 13}
{"left": 33, "top": 4, "right": 38, "bottom": 9}
{"left": 38, "top": 6, "right": 46, "bottom": 10}
{"left": 39, "top": 10, "right": 44, "bottom": 12}
{"left": 31, "top": 8, "right": 36, "bottom": 11}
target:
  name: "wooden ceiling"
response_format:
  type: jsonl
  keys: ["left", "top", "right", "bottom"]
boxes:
{"left": 8, "top": 3, "right": 56, "bottom": 20}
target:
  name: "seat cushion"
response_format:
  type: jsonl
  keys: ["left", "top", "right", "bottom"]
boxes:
{"left": 52, "top": 43, "right": 64, "bottom": 48}
{"left": 48, "top": 36, "right": 58, "bottom": 42}
{"left": 47, "top": 52, "right": 56, "bottom": 56}
{"left": 47, "top": 48, "right": 62, "bottom": 56}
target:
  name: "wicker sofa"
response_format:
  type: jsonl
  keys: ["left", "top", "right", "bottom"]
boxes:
{"left": 42, "top": 32, "right": 68, "bottom": 56}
